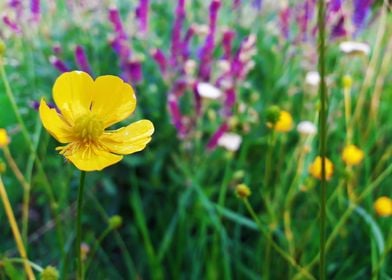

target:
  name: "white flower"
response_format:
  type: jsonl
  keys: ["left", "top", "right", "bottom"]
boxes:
{"left": 339, "top": 41, "right": 370, "bottom": 56}
{"left": 297, "top": 121, "right": 317, "bottom": 136}
{"left": 197, "top": 82, "right": 222, "bottom": 99}
{"left": 305, "top": 71, "right": 320, "bottom": 87}
{"left": 218, "top": 133, "right": 242, "bottom": 151}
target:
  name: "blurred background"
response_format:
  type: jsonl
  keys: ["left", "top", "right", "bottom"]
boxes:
{"left": 0, "top": 0, "right": 391, "bottom": 279}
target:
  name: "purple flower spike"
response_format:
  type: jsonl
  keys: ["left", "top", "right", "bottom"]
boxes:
{"left": 30, "top": 0, "right": 41, "bottom": 22}
{"left": 49, "top": 56, "right": 69, "bottom": 73}
{"left": 329, "top": 0, "right": 342, "bottom": 13}
{"left": 135, "top": 0, "right": 149, "bottom": 34}
{"left": 182, "top": 26, "right": 195, "bottom": 59}
{"left": 331, "top": 15, "right": 347, "bottom": 38}
{"left": 168, "top": 95, "right": 184, "bottom": 134}
{"left": 151, "top": 48, "right": 167, "bottom": 74}
{"left": 108, "top": 7, "right": 127, "bottom": 39}
{"left": 352, "top": 0, "right": 373, "bottom": 31}
{"left": 170, "top": 0, "right": 186, "bottom": 66}
{"left": 2, "top": 16, "right": 21, "bottom": 33}
{"left": 127, "top": 60, "right": 143, "bottom": 83}
{"left": 224, "top": 88, "right": 236, "bottom": 115}
{"left": 279, "top": 7, "right": 291, "bottom": 39}
{"left": 222, "top": 30, "right": 235, "bottom": 59}
{"left": 74, "top": 45, "right": 92, "bottom": 74}
{"left": 198, "top": 0, "right": 221, "bottom": 81}
{"left": 193, "top": 82, "right": 202, "bottom": 116}
{"left": 207, "top": 122, "right": 228, "bottom": 150}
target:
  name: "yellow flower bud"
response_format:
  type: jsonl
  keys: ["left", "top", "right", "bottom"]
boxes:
{"left": 272, "top": 111, "right": 293, "bottom": 132}
{"left": 342, "top": 75, "right": 353, "bottom": 89}
{"left": 40, "top": 266, "right": 59, "bottom": 280}
{"left": 0, "top": 129, "right": 10, "bottom": 148}
{"left": 235, "top": 184, "right": 251, "bottom": 198}
{"left": 309, "top": 156, "right": 334, "bottom": 180}
{"left": 342, "top": 145, "right": 364, "bottom": 166}
{"left": 374, "top": 196, "right": 392, "bottom": 217}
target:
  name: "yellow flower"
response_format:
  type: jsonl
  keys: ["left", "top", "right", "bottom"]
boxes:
{"left": 272, "top": 110, "right": 293, "bottom": 132}
{"left": 374, "top": 196, "right": 392, "bottom": 217}
{"left": 342, "top": 75, "right": 353, "bottom": 89}
{"left": 0, "top": 129, "right": 10, "bottom": 148}
{"left": 309, "top": 156, "right": 334, "bottom": 180}
{"left": 39, "top": 71, "right": 154, "bottom": 171}
{"left": 342, "top": 144, "right": 364, "bottom": 166}
{"left": 235, "top": 184, "right": 251, "bottom": 198}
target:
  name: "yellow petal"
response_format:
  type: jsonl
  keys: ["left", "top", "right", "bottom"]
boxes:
{"left": 53, "top": 71, "right": 94, "bottom": 123}
{"left": 64, "top": 143, "right": 123, "bottom": 171}
{"left": 91, "top": 75, "right": 136, "bottom": 128}
{"left": 100, "top": 120, "right": 154, "bottom": 155}
{"left": 39, "top": 99, "right": 74, "bottom": 143}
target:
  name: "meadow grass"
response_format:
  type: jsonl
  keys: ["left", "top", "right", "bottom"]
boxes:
{"left": 0, "top": 1, "right": 391, "bottom": 279}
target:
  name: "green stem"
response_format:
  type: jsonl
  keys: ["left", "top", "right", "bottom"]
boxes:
{"left": 317, "top": 0, "right": 327, "bottom": 279}
{"left": 242, "top": 199, "right": 315, "bottom": 280}
{"left": 0, "top": 62, "right": 65, "bottom": 252}
{"left": 76, "top": 171, "right": 86, "bottom": 280}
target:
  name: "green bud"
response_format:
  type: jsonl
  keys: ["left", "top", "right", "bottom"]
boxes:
{"left": 40, "top": 266, "right": 59, "bottom": 280}
{"left": 108, "top": 215, "right": 123, "bottom": 229}
{"left": 265, "top": 105, "right": 281, "bottom": 125}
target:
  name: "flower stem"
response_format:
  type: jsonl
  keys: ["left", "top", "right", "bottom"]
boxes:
{"left": 242, "top": 199, "right": 315, "bottom": 280}
{"left": 76, "top": 171, "right": 86, "bottom": 280}
{"left": 317, "top": 0, "right": 327, "bottom": 279}
{"left": 2, "top": 146, "right": 31, "bottom": 243}
{"left": 0, "top": 176, "right": 36, "bottom": 280}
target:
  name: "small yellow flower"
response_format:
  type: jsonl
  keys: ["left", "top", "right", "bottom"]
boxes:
{"left": 309, "top": 156, "right": 334, "bottom": 180}
{"left": 235, "top": 184, "right": 251, "bottom": 198}
{"left": 0, "top": 129, "right": 10, "bottom": 148}
{"left": 39, "top": 71, "right": 154, "bottom": 171}
{"left": 342, "top": 75, "right": 353, "bottom": 89}
{"left": 272, "top": 111, "right": 293, "bottom": 132}
{"left": 374, "top": 197, "right": 392, "bottom": 217}
{"left": 342, "top": 145, "right": 364, "bottom": 166}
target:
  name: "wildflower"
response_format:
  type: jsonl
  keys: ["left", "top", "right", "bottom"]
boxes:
{"left": 49, "top": 56, "right": 69, "bottom": 73}
{"left": 272, "top": 110, "right": 293, "bottom": 132}
{"left": 342, "top": 144, "right": 364, "bottom": 166}
{"left": 305, "top": 71, "right": 320, "bottom": 87}
{"left": 339, "top": 41, "right": 370, "bottom": 56}
{"left": 309, "top": 156, "right": 334, "bottom": 180}
{"left": 235, "top": 184, "right": 251, "bottom": 198}
{"left": 0, "top": 129, "right": 10, "bottom": 148}
{"left": 217, "top": 132, "right": 242, "bottom": 152}
{"left": 342, "top": 75, "right": 353, "bottom": 89}
{"left": 196, "top": 82, "right": 222, "bottom": 99}
{"left": 374, "top": 197, "right": 392, "bottom": 217}
{"left": 297, "top": 121, "right": 317, "bottom": 136}
{"left": 39, "top": 71, "right": 154, "bottom": 171}
{"left": 40, "top": 266, "right": 59, "bottom": 280}
{"left": 74, "top": 45, "right": 92, "bottom": 74}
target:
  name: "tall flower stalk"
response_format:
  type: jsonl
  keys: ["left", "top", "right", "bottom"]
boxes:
{"left": 0, "top": 176, "right": 35, "bottom": 280}
{"left": 317, "top": 0, "right": 327, "bottom": 279}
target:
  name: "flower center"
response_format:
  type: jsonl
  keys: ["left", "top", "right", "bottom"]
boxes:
{"left": 74, "top": 113, "right": 104, "bottom": 142}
